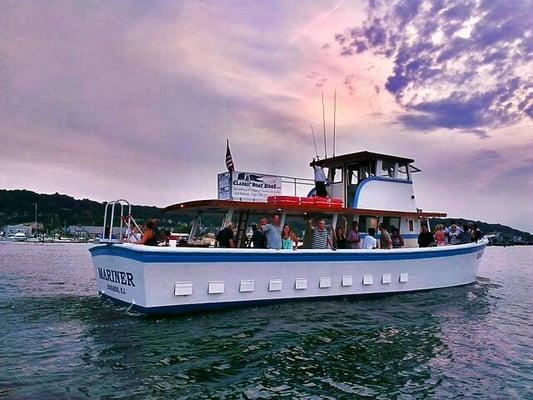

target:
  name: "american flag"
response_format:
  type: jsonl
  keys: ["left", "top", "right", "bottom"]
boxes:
{"left": 225, "top": 139, "right": 235, "bottom": 172}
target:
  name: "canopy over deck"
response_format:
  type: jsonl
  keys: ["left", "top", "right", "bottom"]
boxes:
{"left": 310, "top": 151, "right": 415, "bottom": 169}
{"left": 162, "top": 199, "right": 446, "bottom": 218}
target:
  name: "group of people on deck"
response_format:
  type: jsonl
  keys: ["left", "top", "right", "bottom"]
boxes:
{"left": 417, "top": 221, "right": 483, "bottom": 247}
{"left": 216, "top": 216, "right": 485, "bottom": 250}
{"left": 134, "top": 216, "right": 483, "bottom": 249}
{"left": 216, "top": 214, "right": 409, "bottom": 250}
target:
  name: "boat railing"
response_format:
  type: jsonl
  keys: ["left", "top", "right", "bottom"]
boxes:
{"left": 279, "top": 175, "right": 315, "bottom": 197}
{"left": 101, "top": 199, "right": 143, "bottom": 244}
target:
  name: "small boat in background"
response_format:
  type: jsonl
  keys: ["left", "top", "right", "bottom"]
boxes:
{"left": 8, "top": 231, "right": 27, "bottom": 242}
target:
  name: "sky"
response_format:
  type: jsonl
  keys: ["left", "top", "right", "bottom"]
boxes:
{"left": 0, "top": 0, "right": 532, "bottom": 231}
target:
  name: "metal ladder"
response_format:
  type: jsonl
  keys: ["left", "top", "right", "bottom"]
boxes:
{"left": 235, "top": 209, "right": 250, "bottom": 248}
{"left": 101, "top": 199, "right": 143, "bottom": 244}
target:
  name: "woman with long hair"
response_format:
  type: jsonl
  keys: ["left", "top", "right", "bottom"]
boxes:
{"left": 335, "top": 226, "right": 347, "bottom": 249}
{"left": 281, "top": 224, "right": 298, "bottom": 249}
{"left": 434, "top": 224, "right": 446, "bottom": 246}
{"left": 390, "top": 227, "right": 405, "bottom": 248}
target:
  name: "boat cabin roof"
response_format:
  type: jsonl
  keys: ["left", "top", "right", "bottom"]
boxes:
{"left": 162, "top": 199, "right": 446, "bottom": 218}
{"left": 311, "top": 151, "right": 415, "bottom": 168}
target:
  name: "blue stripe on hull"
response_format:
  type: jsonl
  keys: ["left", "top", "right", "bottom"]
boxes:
{"left": 99, "top": 281, "right": 476, "bottom": 315}
{"left": 90, "top": 242, "right": 486, "bottom": 263}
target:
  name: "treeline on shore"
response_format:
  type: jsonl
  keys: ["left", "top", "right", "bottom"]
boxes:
{"left": 1, "top": 189, "right": 531, "bottom": 244}
{"left": 0, "top": 189, "right": 160, "bottom": 230}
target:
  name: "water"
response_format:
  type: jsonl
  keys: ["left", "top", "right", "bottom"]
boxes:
{"left": 0, "top": 242, "right": 531, "bottom": 399}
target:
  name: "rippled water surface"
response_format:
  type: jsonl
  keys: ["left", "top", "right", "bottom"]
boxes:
{"left": 0, "top": 242, "right": 531, "bottom": 399}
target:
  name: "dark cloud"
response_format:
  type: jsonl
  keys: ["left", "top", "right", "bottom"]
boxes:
{"left": 343, "top": 74, "right": 355, "bottom": 95}
{"left": 307, "top": 71, "right": 327, "bottom": 87}
{"left": 335, "top": 0, "right": 533, "bottom": 134}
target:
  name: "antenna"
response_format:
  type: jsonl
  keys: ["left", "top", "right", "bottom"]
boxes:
{"left": 311, "top": 124, "right": 319, "bottom": 159}
{"left": 333, "top": 89, "right": 337, "bottom": 157}
{"left": 321, "top": 91, "right": 327, "bottom": 159}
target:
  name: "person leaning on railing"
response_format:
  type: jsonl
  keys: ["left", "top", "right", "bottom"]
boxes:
{"left": 137, "top": 220, "right": 158, "bottom": 246}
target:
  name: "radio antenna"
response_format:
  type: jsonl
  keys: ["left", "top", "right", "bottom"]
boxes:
{"left": 311, "top": 124, "right": 319, "bottom": 159}
{"left": 321, "top": 90, "right": 327, "bottom": 159}
{"left": 333, "top": 89, "right": 337, "bottom": 157}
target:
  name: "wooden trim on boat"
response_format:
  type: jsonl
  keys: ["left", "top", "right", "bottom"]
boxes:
{"left": 161, "top": 199, "right": 446, "bottom": 218}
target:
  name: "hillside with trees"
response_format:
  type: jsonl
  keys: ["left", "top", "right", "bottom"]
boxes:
{"left": 0, "top": 189, "right": 160, "bottom": 230}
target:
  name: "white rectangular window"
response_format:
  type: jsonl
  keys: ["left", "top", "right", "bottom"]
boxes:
{"left": 269, "top": 279, "right": 283, "bottom": 291}
{"left": 174, "top": 281, "right": 193, "bottom": 296}
{"left": 382, "top": 274, "right": 392, "bottom": 284}
{"left": 239, "top": 280, "right": 254, "bottom": 293}
{"left": 400, "top": 273, "right": 409, "bottom": 283}
{"left": 342, "top": 275, "right": 353, "bottom": 287}
{"left": 363, "top": 275, "right": 373, "bottom": 285}
{"left": 295, "top": 278, "right": 307, "bottom": 290}
{"left": 319, "top": 276, "right": 332, "bottom": 288}
{"left": 208, "top": 281, "right": 225, "bottom": 294}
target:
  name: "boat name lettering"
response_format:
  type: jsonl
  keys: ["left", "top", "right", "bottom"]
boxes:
{"left": 232, "top": 180, "right": 278, "bottom": 189}
{"left": 98, "top": 267, "right": 135, "bottom": 287}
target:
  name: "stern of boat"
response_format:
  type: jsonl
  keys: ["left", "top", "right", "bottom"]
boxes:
{"left": 89, "top": 244, "right": 147, "bottom": 309}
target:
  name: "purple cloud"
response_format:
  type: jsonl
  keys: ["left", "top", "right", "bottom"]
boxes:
{"left": 335, "top": 0, "right": 533, "bottom": 134}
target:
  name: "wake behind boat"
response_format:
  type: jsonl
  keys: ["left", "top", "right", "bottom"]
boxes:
{"left": 89, "top": 151, "right": 488, "bottom": 314}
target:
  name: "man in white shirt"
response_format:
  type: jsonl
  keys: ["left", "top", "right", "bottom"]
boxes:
{"left": 313, "top": 163, "right": 328, "bottom": 197}
{"left": 362, "top": 228, "right": 377, "bottom": 249}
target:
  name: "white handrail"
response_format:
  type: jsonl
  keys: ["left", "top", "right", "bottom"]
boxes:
{"left": 101, "top": 199, "right": 135, "bottom": 244}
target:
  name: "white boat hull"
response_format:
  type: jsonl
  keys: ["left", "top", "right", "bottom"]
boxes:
{"left": 89, "top": 239, "right": 488, "bottom": 314}
{"left": 9, "top": 236, "right": 27, "bottom": 242}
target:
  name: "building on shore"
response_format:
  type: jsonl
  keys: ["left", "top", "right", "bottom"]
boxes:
{"left": 66, "top": 225, "right": 122, "bottom": 238}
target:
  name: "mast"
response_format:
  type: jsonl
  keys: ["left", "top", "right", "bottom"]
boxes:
{"left": 321, "top": 91, "right": 327, "bottom": 159}
{"left": 333, "top": 89, "right": 337, "bottom": 158}
{"left": 34, "top": 202, "right": 38, "bottom": 237}
{"left": 311, "top": 124, "right": 319, "bottom": 159}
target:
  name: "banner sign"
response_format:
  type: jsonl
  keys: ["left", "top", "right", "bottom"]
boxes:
{"left": 217, "top": 171, "right": 282, "bottom": 201}
{"left": 217, "top": 172, "right": 231, "bottom": 200}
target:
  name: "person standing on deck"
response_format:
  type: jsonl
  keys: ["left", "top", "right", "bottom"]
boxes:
{"left": 460, "top": 224, "right": 472, "bottom": 243}
{"left": 362, "top": 228, "right": 378, "bottom": 249}
{"left": 379, "top": 223, "right": 392, "bottom": 249}
{"left": 281, "top": 224, "right": 299, "bottom": 249}
{"left": 138, "top": 220, "right": 158, "bottom": 246}
{"left": 434, "top": 224, "right": 447, "bottom": 246}
{"left": 262, "top": 214, "right": 282, "bottom": 249}
{"left": 307, "top": 218, "right": 333, "bottom": 249}
{"left": 448, "top": 224, "right": 463, "bottom": 245}
{"left": 417, "top": 225, "right": 435, "bottom": 247}
{"left": 216, "top": 223, "right": 236, "bottom": 248}
{"left": 346, "top": 220, "right": 362, "bottom": 249}
{"left": 471, "top": 224, "right": 484, "bottom": 242}
{"left": 249, "top": 223, "right": 266, "bottom": 248}
{"left": 313, "top": 163, "right": 328, "bottom": 197}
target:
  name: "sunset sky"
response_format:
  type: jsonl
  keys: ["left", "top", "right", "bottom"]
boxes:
{"left": 1, "top": 0, "right": 532, "bottom": 231}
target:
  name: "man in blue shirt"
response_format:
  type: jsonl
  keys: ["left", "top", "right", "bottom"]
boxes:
{"left": 262, "top": 214, "right": 282, "bottom": 249}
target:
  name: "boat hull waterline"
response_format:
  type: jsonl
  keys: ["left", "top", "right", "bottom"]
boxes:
{"left": 89, "top": 239, "right": 488, "bottom": 314}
